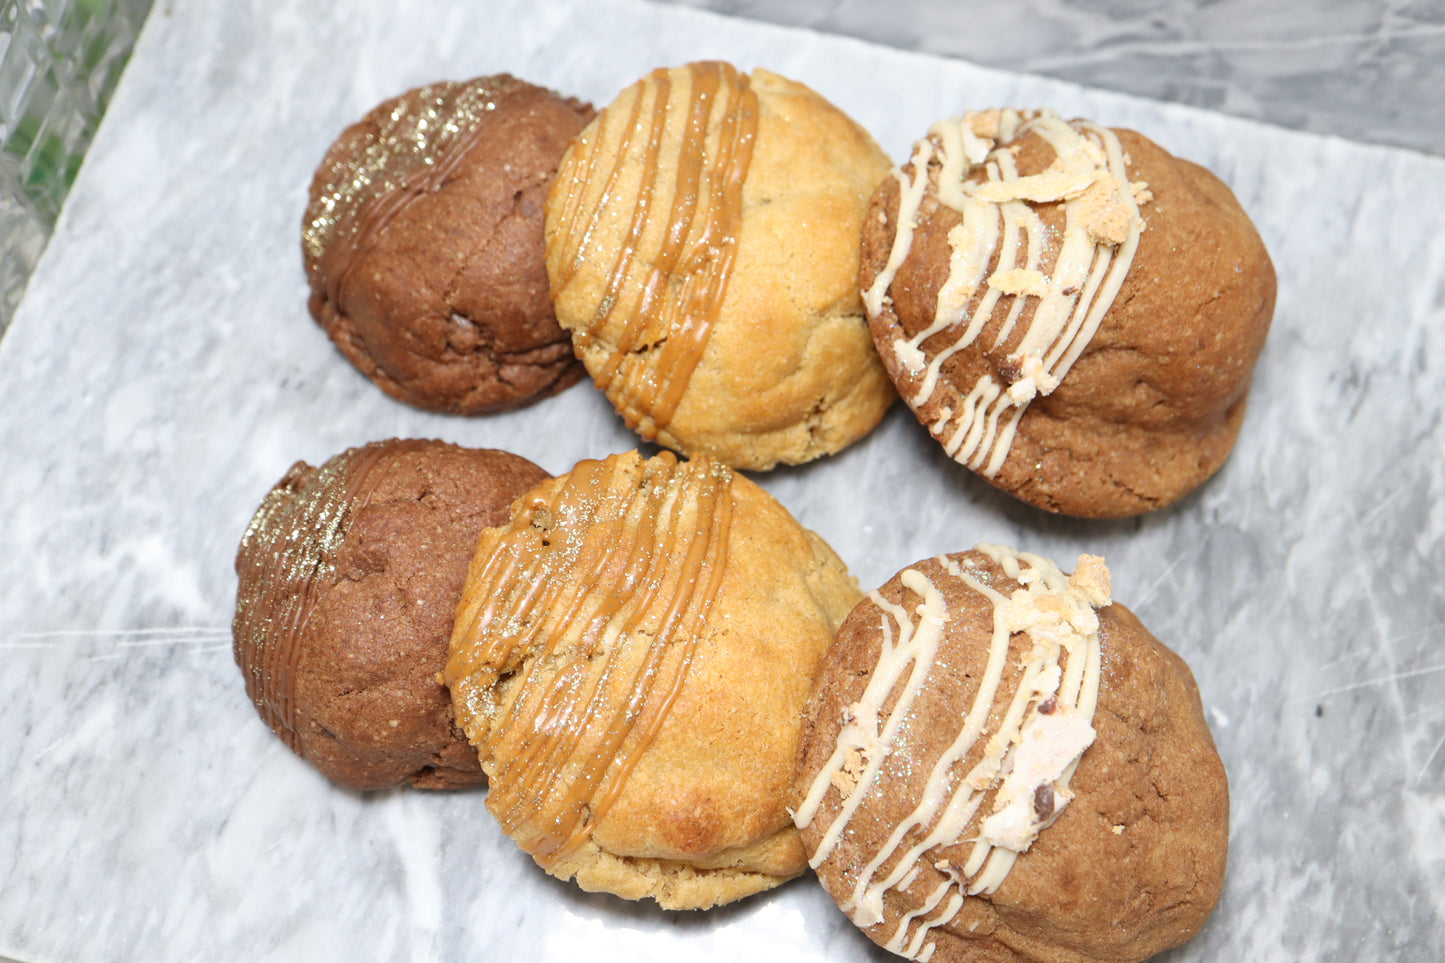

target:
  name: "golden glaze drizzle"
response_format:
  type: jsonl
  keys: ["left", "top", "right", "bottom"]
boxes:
{"left": 794, "top": 546, "right": 1110, "bottom": 961}
{"left": 445, "top": 451, "right": 734, "bottom": 865}
{"left": 864, "top": 110, "right": 1149, "bottom": 478}
{"left": 233, "top": 442, "right": 408, "bottom": 743}
{"left": 304, "top": 76, "right": 528, "bottom": 318}
{"left": 549, "top": 62, "right": 759, "bottom": 438}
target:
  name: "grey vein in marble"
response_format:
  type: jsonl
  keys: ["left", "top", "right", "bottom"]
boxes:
{"left": 660, "top": 0, "right": 1445, "bottom": 157}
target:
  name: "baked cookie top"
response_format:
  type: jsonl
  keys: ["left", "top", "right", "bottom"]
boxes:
{"left": 545, "top": 62, "right": 896, "bottom": 470}
{"left": 232, "top": 439, "right": 549, "bottom": 790}
{"left": 793, "top": 546, "right": 1229, "bottom": 962}
{"left": 303, "top": 75, "right": 591, "bottom": 414}
{"left": 444, "top": 449, "right": 860, "bottom": 908}
{"left": 861, "top": 109, "right": 1276, "bottom": 516}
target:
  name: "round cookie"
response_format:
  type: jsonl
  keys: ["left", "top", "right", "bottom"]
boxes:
{"left": 233, "top": 438, "right": 549, "bottom": 790}
{"left": 545, "top": 61, "right": 897, "bottom": 471}
{"left": 861, "top": 109, "right": 1276, "bottom": 517}
{"left": 444, "top": 449, "right": 861, "bottom": 908}
{"left": 793, "top": 546, "right": 1228, "bottom": 963}
{"left": 303, "top": 75, "right": 593, "bottom": 414}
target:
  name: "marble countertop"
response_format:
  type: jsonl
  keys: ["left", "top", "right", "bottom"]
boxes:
{"left": 1, "top": 0, "right": 1442, "bottom": 960}
{"left": 663, "top": 0, "right": 1445, "bottom": 159}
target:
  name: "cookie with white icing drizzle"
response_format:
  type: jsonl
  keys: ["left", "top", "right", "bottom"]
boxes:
{"left": 793, "top": 546, "right": 1228, "bottom": 962}
{"left": 860, "top": 109, "right": 1275, "bottom": 517}
{"left": 444, "top": 449, "right": 861, "bottom": 909}
{"left": 545, "top": 62, "right": 896, "bottom": 471}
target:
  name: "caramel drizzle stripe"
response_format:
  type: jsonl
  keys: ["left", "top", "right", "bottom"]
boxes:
{"left": 317, "top": 85, "right": 507, "bottom": 317}
{"left": 552, "top": 63, "right": 757, "bottom": 439}
{"left": 451, "top": 455, "right": 732, "bottom": 865}
{"left": 617, "top": 64, "right": 758, "bottom": 438}
{"left": 573, "top": 69, "right": 673, "bottom": 388}
{"left": 601, "top": 63, "right": 720, "bottom": 433}
{"left": 551, "top": 467, "right": 731, "bottom": 859}
{"left": 489, "top": 459, "right": 675, "bottom": 849}
{"left": 451, "top": 456, "right": 647, "bottom": 734}
{"left": 549, "top": 77, "right": 652, "bottom": 296}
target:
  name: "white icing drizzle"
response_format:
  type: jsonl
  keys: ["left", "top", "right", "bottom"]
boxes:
{"left": 865, "top": 110, "right": 1148, "bottom": 477}
{"left": 795, "top": 545, "right": 1112, "bottom": 960}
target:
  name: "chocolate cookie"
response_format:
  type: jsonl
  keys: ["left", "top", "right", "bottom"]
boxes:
{"left": 303, "top": 75, "right": 592, "bottom": 414}
{"left": 445, "top": 449, "right": 861, "bottom": 908}
{"left": 793, "top": 546, "right": 1228, "bottom": 962}
{"left": 545, "top": 62, "right": 896, "bottom": 470}
{"left": 233, "top": 438, "right": 549, "bottom": 790}
{"left": 861, "top": 109, "right": 1276, "bottom": 516}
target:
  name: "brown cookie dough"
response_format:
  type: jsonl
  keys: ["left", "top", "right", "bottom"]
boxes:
{"left": 861, "top": 109, "right": 1276, "bottom": 516}
{"left": 233, "top": 438, "right": 549, "bottom": 790}
{"left": 545, "top": 61, "right": 896, "bottom": 471}
{"left": 794, "top": 546, "right": 1228, "bottom": 963}
{"left": 303, "top": 75, "right": 593, "bottom": 414}
{"left": 444, "top": 449, "right": 861, "bottom": 908}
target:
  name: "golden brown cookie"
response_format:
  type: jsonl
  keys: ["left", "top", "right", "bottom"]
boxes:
{"left": 545, "top": 62, "right": 896, "bottom": 470}
{"left": 860, "top": 109, "right": 1276, "bottom": 516}
{"left": 303, "top": 75, "right": 592, "bottom": 414}
{"left": 233, "top": 439, "right": 549, "bottom": 790}
{"left": 794, "top": 546, "right": 1228, "bottom": 963}
{"left": 444, "top": 449, "right": 860, "bottom": 908}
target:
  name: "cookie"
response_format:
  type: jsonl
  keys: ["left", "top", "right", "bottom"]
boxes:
{"left": 793, "top": 546, "right": 1228, "bottom": 962}
{"left": 233, "top": 438, "right": 549, "bottom": 790}
{"left": 545, "top": 61, "right": 896, "bottom": 470}
{"left": 444, "top": 449, "right": 860, "bottom": 908}
{"left": 860, "top": 109, "right": 1276, "bottom": 516}
{"left": 303, "top": 75, "right": 592, "bottom": 414}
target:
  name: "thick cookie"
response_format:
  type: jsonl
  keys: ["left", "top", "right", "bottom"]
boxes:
{"left": 444, "top": 449, "right": 860, "bottom": 908}
{"left": 794, "top": 546, "right": 1228, "bottom": 962}
{"left": 233, "top": 439, "right": 549, "bottom": 790}
{"left": 303, "top": 75, "right": 592, "bottom": 414}
{"left": 545, "top": 62, "right": 896, "bottom": 470}
{"left": 861, "top": 109, "right": 1276, "bottom": 516}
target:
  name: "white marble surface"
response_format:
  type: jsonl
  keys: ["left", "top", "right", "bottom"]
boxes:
{"left": 662, "top": 0, "right": 1445, "bottom": 158}
{"left": 1, "top": 0, "right": 1443, "bottom": 960}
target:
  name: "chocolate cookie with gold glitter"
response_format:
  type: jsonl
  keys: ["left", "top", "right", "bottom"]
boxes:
{"left": 545, "top": 62, "right": 896, "bottom": 470}
{"left": 233, "top": 439, "right": 549, "bottom": 790}
{"left": 303, "top": 75, "right": 593, "bottom": 414}
{"left": 444, "top": 449, "right": 861, "bottom": 908}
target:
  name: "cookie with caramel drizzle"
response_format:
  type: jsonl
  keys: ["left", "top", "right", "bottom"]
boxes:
{"left": 445, "top": 449, "right": 861, "bottom": 908}
{"left": 545, "top": 62, "right": 896, "bottom": 470}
